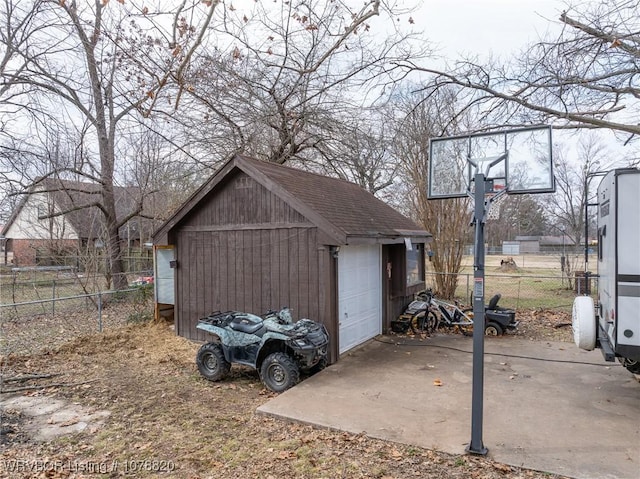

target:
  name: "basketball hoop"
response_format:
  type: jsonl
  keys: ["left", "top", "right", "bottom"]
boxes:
{"left": 486, "top": 184, "right": 507, "bottom": 221}
{"left": 428, "top": 126, "right": 554, "bottom": 199}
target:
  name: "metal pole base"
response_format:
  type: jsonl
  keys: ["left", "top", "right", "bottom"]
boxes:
{"left": 466, "top": 443, "right": 488, "bottom": 456}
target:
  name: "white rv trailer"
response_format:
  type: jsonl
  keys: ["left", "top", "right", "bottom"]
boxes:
{"left": 573, "top": 168, "right": 640, "bottom": 374}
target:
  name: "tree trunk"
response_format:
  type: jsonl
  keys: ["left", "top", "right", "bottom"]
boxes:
{"left": 422, "top": 197, "right": 469, "bottom": 299}
{"left": 103, "top": 187, "right": 128, "bottom": 290}
{"left": 76, "top": 3, "right": 128, "bottom": 290}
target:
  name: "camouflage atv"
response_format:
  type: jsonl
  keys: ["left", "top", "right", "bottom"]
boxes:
{"left": 195, "top": 308, "right": 329, "bottom": 392}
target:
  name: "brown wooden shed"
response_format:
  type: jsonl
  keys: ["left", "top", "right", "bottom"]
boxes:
{"left": 153, "top": 155, "right": 430, "bottom": 362}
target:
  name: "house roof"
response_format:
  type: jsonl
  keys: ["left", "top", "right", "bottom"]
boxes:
{"left": 1, "top": 178, "right": 157, "bottom": 240}
{"left": 154, "top": 155, "right": 430, "bottom": 245}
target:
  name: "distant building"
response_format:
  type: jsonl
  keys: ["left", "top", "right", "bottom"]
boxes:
{"left": 502, "top": 235, "right": 577, "bottom": 255}
{"left": 1, "top": 179, "right": 159, "bottom": 266}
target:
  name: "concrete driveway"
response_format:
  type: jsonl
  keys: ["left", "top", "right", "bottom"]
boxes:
{"left": 258, "top": 334, "right": 640, "bottom": 479}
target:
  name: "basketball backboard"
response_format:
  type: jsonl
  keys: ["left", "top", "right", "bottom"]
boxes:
{"left": 428, "top": 126, "right": 554, "bottom": 199}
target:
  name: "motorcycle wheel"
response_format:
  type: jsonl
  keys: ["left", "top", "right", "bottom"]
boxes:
{"left": 196, "top": 342, "right": 231, "bottom": 381}
{"left": 260, "top": 352, "right": 300, "bottom": 392}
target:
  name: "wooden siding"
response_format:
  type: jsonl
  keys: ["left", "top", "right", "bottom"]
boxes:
{"left": 172, "top": 171, "right": 332, "bottom": 343}
{"left": 175, "top": 227, "right": 328, "bottom": 341}
{"left": 181, "top": 172, "right": 308, "bottom": 228}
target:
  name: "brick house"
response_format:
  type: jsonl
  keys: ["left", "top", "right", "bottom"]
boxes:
{"left": 1, "top": 178, "right": 159, "bottom": 267}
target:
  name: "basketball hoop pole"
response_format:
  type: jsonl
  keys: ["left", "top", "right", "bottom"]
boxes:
{"left": 467, "top": 171, "right": 489, "bottom": 456}
{"left": 466, "top": 152, "right": 506, "bottom": 456}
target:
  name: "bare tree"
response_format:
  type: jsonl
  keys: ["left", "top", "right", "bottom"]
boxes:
{"left": 392, "top": 86, "right": 473, "bottom": 299}
{"left": 180, "top": 0, "right": 426, "bottom": 168}
{"left": 123, "top": 128, "right": 201, "bottom": 222}
{"left": 548, "top": 135, "right": 607, "bottom": 248}
{"left": 0, "top": 0, "right": 217, "bottom": 288}
{"left": 315, "top": 109, "right": 399, "bottom": 195}
{"left": 412, "top": 0, "right": 640, "bottom": 140}
{"left": 0, "top": 0, "right": 45, "bottom": 111}
{"left": 530, "top": 134, "right": 607, "bottom": 286}
{"left": 485, "top": 194, "right": 547, "bottom": 252}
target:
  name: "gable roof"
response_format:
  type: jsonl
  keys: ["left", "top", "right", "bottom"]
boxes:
{"left": 154, "top": 155, "right": 430, "bottom": 245}
{"left": 1, "top": 178, "right": 158, "bottom": 241}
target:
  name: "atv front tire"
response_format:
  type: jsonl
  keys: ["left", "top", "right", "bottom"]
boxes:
{"left": 260, "top": 352, "right": 300, "bottom": 392}
{"left": 196, "top": 342, "right": 231, "bottom": 381}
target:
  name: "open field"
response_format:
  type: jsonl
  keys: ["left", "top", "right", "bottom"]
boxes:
{"left": 460, "top": 253, "right": 582, "bottom": 273}
{"left": 426, "top": 254, "right": 595, "bottom": 312}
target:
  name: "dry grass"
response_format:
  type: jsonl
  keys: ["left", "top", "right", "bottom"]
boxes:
{"left": 0, "top": 319, "right": 572, "bottom": 479}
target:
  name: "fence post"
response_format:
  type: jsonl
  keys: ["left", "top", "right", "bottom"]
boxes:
{"left": 52, "top": 280, "right": 56, "bottom": 316}
{"left": 466, "top": 274, "right": 470, "bottom": 302}
{"left": 97, "top": 292, "right": 103, "bottom": 332}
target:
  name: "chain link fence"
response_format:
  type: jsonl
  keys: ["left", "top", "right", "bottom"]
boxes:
{"left": 425, "top": 271, "right": 596, "bottom": 311}
{"left": 1, "top": 253, "right": 594, "bottom": 357}
{"left": 1, "top": 267, "right": 153, "bottom": 307}
{"left": 1, "top": 283, "right": 153, "bottom": 357}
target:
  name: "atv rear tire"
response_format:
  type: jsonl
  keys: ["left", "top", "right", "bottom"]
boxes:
{"left": 196, "top": 342, "right": 231, "bottom": 381}
{"left": 260, "top": 352, "right": 300, "bottom": 392}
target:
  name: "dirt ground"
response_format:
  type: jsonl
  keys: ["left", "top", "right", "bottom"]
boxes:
{"left": 0, "top": 313, "right": 573, "bottom": 479}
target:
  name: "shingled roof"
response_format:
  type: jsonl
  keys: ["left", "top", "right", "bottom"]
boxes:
{"left": 154, "top": 155, "right": 429, "bottom": 245}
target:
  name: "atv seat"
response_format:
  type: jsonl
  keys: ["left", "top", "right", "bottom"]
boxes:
{"left": 229, "top": 317, "right": 265, "bottom": 334}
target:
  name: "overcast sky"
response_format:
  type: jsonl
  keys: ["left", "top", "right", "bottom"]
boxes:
{"left": 419, "top": 0, "right": 565, "bottom": 60}
{"left": 413, "top": 0, "right": 636, "bottom": 169}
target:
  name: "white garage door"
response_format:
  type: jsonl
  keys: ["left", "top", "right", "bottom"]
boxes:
{"left": 338, "top": 244, "right": 382, "bottom": 353}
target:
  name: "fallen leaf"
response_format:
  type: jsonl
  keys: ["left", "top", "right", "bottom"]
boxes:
{"left": 301, "top": 433, "right": 316, "bottom": 443}
{"left": 493, "top": 462, "right": 512, "bottom": 472}
{"left": 433, "top": 378, "right": 443, "bottom": 387}
{"left": 277, "top": 450, "right": 292, "bottom": 459}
